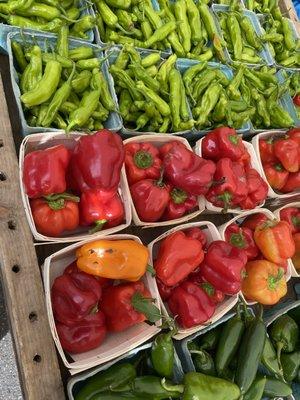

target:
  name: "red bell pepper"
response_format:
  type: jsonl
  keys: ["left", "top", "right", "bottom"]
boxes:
{"left": 162, "top": 188, "right": 197, "bottom": 221}
{"left": 293, "top": 95, "right": 300, "bottom": 107}
{"left": 154, "top": 230, "right": 204, "bottom": 286}
{"left": 241, "top": 213, "right": 268, "bottom": 231}
{"left": 101, "top": 281, "right": 157, "bottom": 332}
{"left": 205, "top": 158, "right": 241, "bottom": 211}
{"left": 156, "top": 279, "right": 177, "bottom": 301}
{"left": 124, "top": 142, "right": 162, "bottom": 185}
{"left": 263, "top": 162, "right": 289, "bottom": 190}
{"left": 188, "top": 270, "right": 225, "bottom": 303}
{"left": 280, "top": 207, "right": 300, "bottom": 234}
{"left": 167, "top": 281, "right": 216, "bottom": 328}
{"left": 231, "top": 162, "right": 248, "bottom": 204}
{"left": 130, "top": 176, "right": 170, "bottom": 222}
{"left": 23, "top": 144, "right": 70, "bottom": 199}
{"left": 56, "top": 311, "right": 107, "bottom": 354}
{"left": 292, "top": 232, "right": 300, "bottom": 271}
{"left": 281, "top": 171, "right": 300, "bottom": 193}
{"left": 259, "top": 138, "right": 276, "bottom": 164}
{"left": 51, "top": 270, "right": 102, "bottom": 326}
{"left": 287, "top": 128, "right": 300, "bottom": 146}
{"left": 64, "top": 261, "right": 111, "bottom": 288}
{"left": 200, "top": 241, "right": 247, "bottom": 295}
{"left": 68, "top": 130, "right": 124, "bottom": 193}
{"left": 160, "top": 141, "right": 216, "bottom": 195}
{"left": 184, "top": 227, "right": 207, "bottom": 249}
{"left": 225, "top": 223, "right": 259, "bottom": 261}
{"left": 201, "top": 127, "right": 246, "bottom": 161}
{"left": 273, "top": 137, "right": 299, "bottom": 173}
{"left": 239, "top": 168, "right": 268, "bottom": 210}
{"left": 80, "top": 189, "right": 124, "bottom": 232}
{"left": 30, "top": 193, "right": 79, "bottom": 237}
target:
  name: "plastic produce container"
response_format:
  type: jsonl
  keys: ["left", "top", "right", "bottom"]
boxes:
{"left": 123, "top": 134, "right": 205, "bottom": 227}
{"left": 43, "top": 233, "right": 161, "bottom": 373}
{"left": 148, "top": 221, "right": 239, "bottom": 340}
{"left": 195, "top": 137, "right": 266, "bottom": 214}
{"left": 7, "top": 31, "right": 122, "bottom": 136}
{"left": 19, "top": 131, "right": 132, "bottom": 242}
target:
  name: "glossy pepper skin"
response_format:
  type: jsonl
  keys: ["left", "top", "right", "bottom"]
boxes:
{"left": 225, "top": 223, "right": 259, "bottom": 261}
{"left": 30, "top": 193, "right": 79, "bottom": 237}
{"left": 188, "top": 271, "right": 225, "bottom": 303}
{"left": 274, "top": 137, "right": 299, "bottom": 173}
{"left": 154, "top": 230, "right": 204, "bottom": 287}
{"left": 281, "top": 171, "right": 300, "bottom": 193}
{"left": 51, "top": 268, "right": 102, "bottom": 326}
{"left": 130, "top": 177, "right": 170, "bottom": 222}
{"left": 281, "top": 350, "right": 300, "bottom": 382}
{"left": 241, "top": 213, "right": 268, "bottom": 231}
{"left": 76, "top": 239, "right": 149, "bottom": 282}
{"left": 254, "top": 220, "right": 295, "bottom": 264}
{"left": 124, "top": 142, "right": 162, "bottom": 185}
{"left": 68, "top": 130, "right": 124, "bottom": 193}
{"left": 162, "top": 188, "right": 197, "bottom": 221}
{"left": 200, "top": 241, "right": 247, "bottom": 295}
{"left": 156, "top": 279, "right": 176, "bottom": 301}
{"left": 101, "top": 281, "right": 152, "bottom": 332}
{"left": 280, "top": 207, "right": 300, "bottom": 234}
{"left": 242, "top": 260, "right": 287, "bottom": 304}
{"left": 160, "top": 141, "right": 216, "bottom": 195}
{"left": 263, "top": 162, "right": 289, "bottom": 190}
{"left": 259, "top": 137, "right": 276, "bottom": 164}
{"left": 239, "top": 168, "right": 268, "bottom": 209}
{"left": 288, "top": 127, "right": 300, "bottom": 146}
{"left": 185, "top": 227, "right": 207, "bottom": 249}
{"left": 80, "top": 189, "right": 124, "bottom": 232}
{"left": 56, "top": 311, "right": 107, "bottom": 354}
{"left": 23, "top": 144, "right": 70, "bottom": 198}
{"left": 151, "top": 331, "right": 174, "bottom": 379}
{"left": 168, "top": 281, "right": 216, "bottom": 328}
{"left": 292, "top": 232, "right": 300, "bottom": 270}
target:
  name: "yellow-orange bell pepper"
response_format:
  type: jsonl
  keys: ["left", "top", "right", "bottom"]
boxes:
{"left": 76, "top": 239, "right": 149, "bottom": 281}
{"left": 292, "top": 233, "right": 300, "bottom": 271}
{"left": 254, "top": 220, "right": 295, "bottom": 264}
{"left": 242, "top": 260, "right": 287, "bottom": 305}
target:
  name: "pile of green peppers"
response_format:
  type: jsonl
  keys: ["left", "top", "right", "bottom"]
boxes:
{"left": 216, "top": 9, "right": 264, "bottom": 64}
{"left": 187, "top": 305, "right": 295, "bottom": 400}
{"left": 246, "top": 0, "right": 278, "bottom": 14}
{"left": 110, "top": 47, "right": 194, "bottom": 133}
{"left": 73, "top": 331, "right": 241, "bottom": 400}
{"left": 13, "top": 28, "right": 116, "bottom": 131}
{"left": 0, "top": 0, "right": 95, "bottom": 39}
{"left": 94, "top": 0, "right": 227, "bottom": 63}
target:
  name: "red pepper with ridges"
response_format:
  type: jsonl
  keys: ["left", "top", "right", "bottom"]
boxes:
{"left": 280, "top": 207, "right": 300, "bottom": 234}
{"left": 241, "top": 213, "right": 268, "bottom": 231}
{"left": 167, "top": 281, "right": 216, "bottom": 328}
{"left": 225, "top": 223, "right": 259, "bottom": 261}
{"left": 273, "top": 137, "right": 299, "bottom": 173}
{"left": 31, "top": 193, "right": 79, "bottom": 237}
{"left": 259, "top": 138, "right": 276, "bottom": 164}
{"left": 288, "top": 128, "right": 300, "bottom": 146}
{"left": 160, "top": 141, "right": 216, "bottom": 195}
{"left": 162, "top": 188, "right": 197, "bottom": 221}
{"left": 281, "top": 171, "right": 300, "bottom": 193}
{"left": 64, "top": 262, "right": 111, "bottom": 288}
{"left": 231, "top": 162, "right": 248, "bottom": 204}
{"left": 23, "top": 144, "right": 70, "bottom": 199}
{"left": 130, "top": 176, "right": 170, "bottom": 222}
{"left": 239, "top": 168, "right": 268, "bottom": 210}
{"left": 156, "top": 279, "right": 176, "bottom": 301}
{"left": 185, "top": 227, "right": 207, "bottom": 249}
{"left": 56, "top": 311, "right": 107, "bottom": 354}
{"left": 154, "top": 230, "right": 204, "bottom": 287}
{"left": 125, "top": 142, "right": 162, "bottom": 185}
{"left": 201, "top": 130, "right": 220, "bottom": 160}
{"left": 188, "top": 270, "right": 225, "bottom": 304}
{"left": 293, "top": 95, "right": 300, "bottom": 107}
{"left": 263, "top": 162, "right": 289, "bottom": 190}
{"left": 80, "top": 189, "right": 124, "bottom": 232}
{"left": 68, "top": 130, "right": 124, "bottom": 193}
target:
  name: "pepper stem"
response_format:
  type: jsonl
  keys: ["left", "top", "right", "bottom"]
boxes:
{"left": 268, "top": 267, "right": 284, "bottom": 290}
{"left": 160, "top": 378, "right": 184, "bottom": 394}
{"left": 44, "top": 192, "right": 80, "bottom": 211}
{"left": 217, "top": 191, "right": 232, "bottom": 213}
{"left": 89, "top": 219, "right": 107, "bottom": 234}
{"left": 171, "top": 188, "right": 188, "bottom": 205}
{"left": 229, "top": 134, "right": 240, "bottom": 145}
{"left": 134, "top": 150, "right": 153, "bottom": 169}
{"left": 229, "top": 229, "right": 246, "bottom": 248}
{"left": 276, "top": 341, "right": 284, "bottom": 375}
{"left": 156, "top": 168, "right": 165, "bottom": 187}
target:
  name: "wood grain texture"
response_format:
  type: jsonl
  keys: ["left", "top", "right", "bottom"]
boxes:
{"left": 0, "top": 74, "right": 65, "bottom": 400}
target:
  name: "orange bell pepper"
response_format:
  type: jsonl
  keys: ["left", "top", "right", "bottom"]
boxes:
{"left": 76, "top": 240, "right": 149, "bottom": 281}
{"left": 292, "top": 233, "right": 300, "bottom": 271}
{"left": 242, "top": 260, "right": 287, "bottom": 305}
{"left": 254, "top": 220, "right": 295, "bottom": 264}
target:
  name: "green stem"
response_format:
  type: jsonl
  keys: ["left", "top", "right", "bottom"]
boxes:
{"left": 134, "top": 150, "right": 153, "bottom": 169}
{"left": 160, "top": 378, "right": 184, "bottom": 394}
{"left": 89, "top": 219, "right": 107, "bottom": 234}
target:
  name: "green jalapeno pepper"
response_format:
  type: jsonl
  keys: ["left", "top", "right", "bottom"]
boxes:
{"left": 190, "top": 349, "right": 216, "bottom": 376}
{"left": 151, "top": 332, "right": 174, "bottom": 379}
{"left": 281, "top": 350, "right": 300, "bottom": 382}
{"left": 261, "top": 335, "right": 283, "bottom": 378}
{"left": 244, "top": 375, "right": 266, "bottom": 400}
{"left": 198, "top": 326, "right": 221, "bottom": 351}
{"left": 262, "top": 375, "right": 293, "bottom": 397}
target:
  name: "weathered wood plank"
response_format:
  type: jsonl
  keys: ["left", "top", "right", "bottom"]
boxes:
{"left": 0, "top": 73, "right": 65, "bottom": 400}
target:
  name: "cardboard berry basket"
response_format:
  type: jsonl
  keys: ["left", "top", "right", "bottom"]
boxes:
{"left": 43, "top": 233, "right": 161, "bottom": 374}
{"left": 274, "top": 201, "right": 300, "bottom": 277}
{"left": 195, "top": 137, "right": 267, "bottom": 214}
{"left": 123, "top": 134, "right": 205, "bottom": 228}
{"left": 219, "top": 208, "right": 293, "bottom": 305}
{"left": 148, "top": 221, "right": 239, "bottom": 341}
{"left": 252, "top": 130, "right": 300, "bottom": 205}
{"left": 19, "top": 131, "right": 132, "bottom": 242}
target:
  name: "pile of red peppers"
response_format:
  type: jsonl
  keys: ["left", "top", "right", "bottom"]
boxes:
{"left": 202, "top": 127, "right": 268, "bottom": 211}
{"left": 125, "top": 140, "right": 215, "bottom": 222}
{"left": 259, "top": 128, "right": 300, "bottom": 193}
{"left": 23, "top": 130, "right": 126, "bottom": 237}
{"left": 154, "top": 227, "right": 247, "bottom": 329}
{"left": 224, "top": 212, "right": 295, "bottom": 304}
